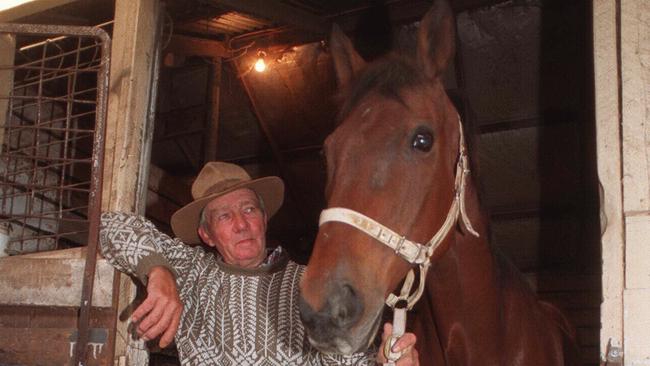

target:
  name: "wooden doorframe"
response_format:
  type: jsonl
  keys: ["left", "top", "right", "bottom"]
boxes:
{"left": 594, "top": 1, "right": 650, "bottom": 364}
{"left": 102, "top": 0, "right": 163, "bottom": 364}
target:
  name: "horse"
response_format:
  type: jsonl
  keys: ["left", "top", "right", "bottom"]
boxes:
{"left": 298, "top": 0, "right": 579, "bottom": 365}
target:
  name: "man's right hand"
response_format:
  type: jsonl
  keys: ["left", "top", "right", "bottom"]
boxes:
{"left": 132, "top": 266, "right": 183, "bottom": 348}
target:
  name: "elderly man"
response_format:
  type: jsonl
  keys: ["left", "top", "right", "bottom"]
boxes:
{"left": 100, "top": 162, "right": 418, "bottom": 365}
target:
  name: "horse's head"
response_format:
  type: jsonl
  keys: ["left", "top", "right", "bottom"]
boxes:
{"left": 299, "top": 0, "right": 465, "bottom": 354}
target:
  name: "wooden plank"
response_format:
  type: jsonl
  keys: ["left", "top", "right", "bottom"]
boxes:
{"left": 0, "top": 327, "right": 112, "bottom": 366}
{"left": 620, "top": 0, "right": 650, "bottom": 213}
{"left": 213, "top": 0, "right": 328, "bottom": 34}
{"left": 624, "top": 289, "right": 650, "bottom": 362}
{"left": 620, "top": 0, "right": 650, "bottom": 363}
{"left": 593, "top": 0, "right": 624, "bottom": 357}
{"left": 0, "top": 34, "right": 14, "bottom": 148}
{"left": 203, "top": 58, "right": 222, "bottom": 163}
{"left": 0, "top": 0, "right": 76, "bottom": 22}
{"left": 0, "top": 247, "right": 114, "bottom": 307}
{"left": 102, "top": 0, "right": 160, "bottom": 212}
{"left": 102, "top": 0, "right": 162, "bottom": 364}
{"left": 166, "top": 34, "right": 229, "bottom": 59}
{"left": 625, "top": 214, "right": 650, "bottom": 289}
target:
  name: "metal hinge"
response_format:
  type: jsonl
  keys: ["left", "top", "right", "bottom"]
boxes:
{"left": 603, "top": 341, "right": 623, "bottom": 366}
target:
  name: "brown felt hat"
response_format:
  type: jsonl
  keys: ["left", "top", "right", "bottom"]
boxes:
{"left": 171, "top": 162, "right": 284, "bottom": 244}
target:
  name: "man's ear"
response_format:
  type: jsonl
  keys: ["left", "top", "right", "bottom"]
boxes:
{"left": 198, "top": 226, "right": 215, "bottom": 248}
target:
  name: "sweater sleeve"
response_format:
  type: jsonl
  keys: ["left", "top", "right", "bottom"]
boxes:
{"left": 317, "top": 346, "right": 378, "bottom": 365}
{"left": 99, "top": 211, "right": 201, "bottom": 289}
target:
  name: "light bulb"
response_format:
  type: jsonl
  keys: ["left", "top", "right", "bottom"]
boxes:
{"left": 254, "top": 57, "right": 266, "bottom": 73}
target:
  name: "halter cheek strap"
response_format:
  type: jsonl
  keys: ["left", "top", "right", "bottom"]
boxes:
{"left": 318, "top": 116, "right": 479, "bottom": 310}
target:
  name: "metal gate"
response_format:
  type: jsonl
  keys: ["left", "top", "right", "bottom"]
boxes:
{"left": 0, "top": 23, "right": 111, "bottom": 365}
{"left": 0, "top": 24, "right": 109, "bottom": 256}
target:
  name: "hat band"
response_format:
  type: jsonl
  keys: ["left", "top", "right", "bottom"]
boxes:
{"left": 199, "top": 178, "right": 248, "bottom": 199}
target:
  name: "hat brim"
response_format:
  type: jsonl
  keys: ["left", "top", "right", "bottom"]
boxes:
{"left": 170, "top": 176, "right": 284, "bottom": 244}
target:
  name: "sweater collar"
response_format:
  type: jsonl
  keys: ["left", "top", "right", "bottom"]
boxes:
{"left": 217, "top": 247, "right": 289, "bottom": 276}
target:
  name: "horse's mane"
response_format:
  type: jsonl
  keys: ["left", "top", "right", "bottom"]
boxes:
{"left": 336, "top": 55, "right": 427, "bottom": 122}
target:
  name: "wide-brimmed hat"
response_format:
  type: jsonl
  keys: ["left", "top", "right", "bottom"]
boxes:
{"left": 171, "top": 162, "right": 284, "bottom": 244}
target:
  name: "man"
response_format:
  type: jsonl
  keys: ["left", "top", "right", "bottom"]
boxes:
{"left": 100, "top": 162, "right": 418, "bottom": 365}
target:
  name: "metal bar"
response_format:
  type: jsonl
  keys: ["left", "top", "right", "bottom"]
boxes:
{"left": 75, "top": 26, "right": 110, "bottom": 366}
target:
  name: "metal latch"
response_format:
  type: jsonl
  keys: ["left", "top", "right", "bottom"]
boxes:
{"left": 604, "top": 340, "right": 623, "bottom": 365}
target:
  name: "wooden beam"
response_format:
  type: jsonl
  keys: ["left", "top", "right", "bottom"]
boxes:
{"left": 0, "top": 247, "right": 114, "bottom": 307}
{"left": 203, "top": 58, "right": 222, "bottom": 163}
{"left": 593, "top": 0, "right": 624, "bottom": 360}
{"left": 620, "top": 0, "right": 650, "bottom": 363}
{"left": 166, "top": 34, "right": 230, "bottom": 59}
{"left": 0, "top": 34, "right": 14, "bottom": 155}
{"left": 214, "top": 0, "right": 329, "bottom": 34}
{"left": 102, "top": 0, "right": 162, "bottom": 364}
{"left": 0, "top": 0, "right": 76, "bottom": 22}
{"left": 0, "top": 305, "right": 116, "bottom": 365}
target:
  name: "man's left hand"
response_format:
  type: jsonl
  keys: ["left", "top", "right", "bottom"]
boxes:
{"left": 376, "top": 322, "right": 419, "bottom": 366}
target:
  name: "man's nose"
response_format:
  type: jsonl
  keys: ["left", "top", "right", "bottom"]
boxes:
{"left": 232, "top": 212, "right": 249, "bottom": 231}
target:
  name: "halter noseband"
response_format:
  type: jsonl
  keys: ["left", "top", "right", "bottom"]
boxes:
{"left": 318, "top": 116, "right": 480, "bottom": 311}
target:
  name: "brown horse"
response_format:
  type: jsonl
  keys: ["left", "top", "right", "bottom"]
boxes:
{"left": 298, "top": 0, "right": 579, "bottom": 365}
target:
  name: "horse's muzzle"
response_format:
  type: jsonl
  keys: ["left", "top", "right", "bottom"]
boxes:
{"left": 298, "top": 283, "right": 364, "bottom": 354}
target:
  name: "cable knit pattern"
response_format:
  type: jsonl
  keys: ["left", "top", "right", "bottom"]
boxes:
{"left": 99, "top": 211, "right": 375, "bottom": 366}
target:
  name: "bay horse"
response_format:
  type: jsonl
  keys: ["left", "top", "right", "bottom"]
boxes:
{"left": 298, "top": 0, "right": 579, "bottom": 365}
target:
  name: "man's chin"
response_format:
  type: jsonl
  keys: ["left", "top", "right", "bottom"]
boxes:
{"left": 231, "top": 251, "right": 265, "bottom": 268}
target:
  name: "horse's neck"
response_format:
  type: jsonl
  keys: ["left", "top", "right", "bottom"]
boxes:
{"left": 418, "top": 179, "right": 503, "bottom": 360}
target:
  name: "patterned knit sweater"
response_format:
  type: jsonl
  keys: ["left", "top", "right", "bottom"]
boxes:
{"left": 99, "top": 212, "right": 376, "bottom": 366}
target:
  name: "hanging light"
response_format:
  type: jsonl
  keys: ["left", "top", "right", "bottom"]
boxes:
{"left": 254, "top": 50, "right": 267, "bottom": 73}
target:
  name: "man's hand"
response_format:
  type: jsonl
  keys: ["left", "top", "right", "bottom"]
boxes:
{"left": 132, "top": 266, "right": 183, "bottom": 348}
{"left": 376, "top": 322, "right": 419, "bottom": 366}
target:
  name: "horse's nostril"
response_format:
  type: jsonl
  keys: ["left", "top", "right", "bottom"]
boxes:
{"left": 331, "top": 284, "right": 362, "bottom": 328}
{"left": 299, "top": 283, "right": 363, "bottom": 338}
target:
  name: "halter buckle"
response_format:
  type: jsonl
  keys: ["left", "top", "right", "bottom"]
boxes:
{"left": 394, "top": 235, "right": 406, "bottom": 254}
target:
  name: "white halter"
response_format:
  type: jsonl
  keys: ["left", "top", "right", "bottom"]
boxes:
{"left": 318, "top": 116, "right": 480, "bottom": 311}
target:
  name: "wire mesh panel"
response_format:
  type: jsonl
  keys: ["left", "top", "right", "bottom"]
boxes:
{"left": 0, "top": 24, "right": 110, "bottom": 256}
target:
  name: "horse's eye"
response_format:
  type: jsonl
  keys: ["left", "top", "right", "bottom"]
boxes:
{"left": 411, "top": 131, "right": 434, "bottom": 152}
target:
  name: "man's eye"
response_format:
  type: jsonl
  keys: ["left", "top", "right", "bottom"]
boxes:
{"left": 217, "top": 213, "right": 230, "bottom": 221}
{"left": 243, "top": 206, "right": 256, "bottom": 214}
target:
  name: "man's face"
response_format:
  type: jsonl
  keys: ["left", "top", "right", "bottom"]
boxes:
{"left": 198, "top": 188, "right": 268, "bottom": 268}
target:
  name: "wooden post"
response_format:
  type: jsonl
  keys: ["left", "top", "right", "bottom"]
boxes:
{"left": 595, "top": 0, "right": 650, "bottom": 363}
{"left": 0, "top": 34, "right": 15, "bottom": 154}
{"left": 620, "top": 0, "right": 650, "bottom": 363}
{"left": 0, "top": 0, "right": 76, "bottom": 22}
{"left": 204, "top": 58, "right": 222, "bottom": 163}
{"left": 103, "top": 0, "right": 162, "bottom": 364}
{"left": 593, "top": 1, "right": 624, "bottom": 363}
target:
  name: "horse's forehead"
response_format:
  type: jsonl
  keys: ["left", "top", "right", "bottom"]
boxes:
{"left": 349, "top": 89, "right": 446, "bottom": 129}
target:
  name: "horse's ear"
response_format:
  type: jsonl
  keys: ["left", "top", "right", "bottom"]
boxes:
{"left": 329, "top": 24, "right": 366, "bottom": 87}
{"left": 416, "top": 0, "right": 456, "bottom": 80}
